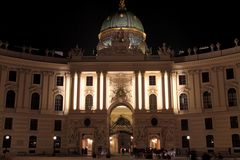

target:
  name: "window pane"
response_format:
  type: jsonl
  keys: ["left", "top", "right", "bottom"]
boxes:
{"left": 56, "top": 76, "right": 64, "bottom": 86}
{"left": 202, "top": 72, "right": 209, "bottom": 83}
{"left": 179, "top": 75, "right": 186, "bottom": 85}
{"left": 29, "top": 136, "right": 37, "bottom": 148}
{"left": 230, "top": 116, "right": 238, "bottom": 128}
{"left": 182, "top": 136, "right": 189, "bottom": 148}
{"left": 181, "top": 119, "right": 188, "bottom": 130}
{"left": 54, "top": 120, "right": 62, "bottom": 131}
{"left": 31, "top": 93, "right": 40, "bottom": 110}
{"left": 33, "top": 74, "right": 41, "bottom": 84}
{"left": 206, "top": 135, "right": 214, "bottom": 148}
{"left": 86, "top": 76, "right": 93, "bottom": 86}
{"left": 4, "top": 118, "right": 13, "bottom": 130}
{"left": 205, "top": 118, "right": 213, "bottom": 130}
{"left": 180, "top": 94, "right": 188, "bottom": 110}
{"left": 149, "top": 94, "right": 157, "bottom": 111}
{"left": 9, "top": 71, "right": 17, "bottom": 82}
{"left": 6, "top": 90, "right": 15, "bottom": 108}
{"left": 232, "top": 134, "right": 240, "bottom": 147}
{"left": 55, "top": 95, "right": 63, "bottom": 111}
{"left": 226, "top": 68, "right": 234, "bottom": 80}
{"left": 203, "top": 91, "right": 212, "bottom": 109}
{"left": 30, "top": 119, "right": 38, "bottom": 130}
{"left": 149, "top": 76, "right": 156, "bottom": 85}
{"left": 228, "top": 88, "right": 237, "bottom": 107}
{"left": 85, "top": 95, "right": 93, "bottom": 110}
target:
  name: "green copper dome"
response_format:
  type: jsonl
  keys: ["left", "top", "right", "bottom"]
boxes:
{"left": 100, "top": 10, "right": 144, "bottom": 32}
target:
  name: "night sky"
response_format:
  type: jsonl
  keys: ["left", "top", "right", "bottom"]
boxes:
{"left": 0, "top": 1, "right": 239, "bottom": 54}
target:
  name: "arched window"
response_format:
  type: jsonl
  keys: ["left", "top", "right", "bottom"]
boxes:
{"left": 31, "top": 92, "right": 40, "bottom": 110}
{"left": 228, "top": 88, "right": 237, "bottom": 107}
{"left": 203, "top": 91, "right": 212, "bottom": 109}
{"left": 55, "top": 95, "right": 63, "bottom": 111}
{"left": 149, "top": 94, "right": 157, "bottom": 111}
{"left": 232, "top": 134, "right": 240, "bottom": 147}
{"left": 85, "top": 94, "right": 93, "bottom": 110}
{"left": 180, "top": 93, "right": 188, "bottom": 110}
{"left": 6, "top": 90, "right": 15, "bottom": 108}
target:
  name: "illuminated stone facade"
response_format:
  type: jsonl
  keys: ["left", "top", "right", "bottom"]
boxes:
{"left": 0, "top": 1, "right": 240, "bottom": 156}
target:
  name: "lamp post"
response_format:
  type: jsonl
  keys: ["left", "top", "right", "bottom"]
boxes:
{"left": 53, "top": 136, "right": 57, "bottom": 156}
{"left": 4, "top": 135, "right": 10, "bottom": 158}
{"left": 186, "top": 136, "right": 191, "bottom": 159}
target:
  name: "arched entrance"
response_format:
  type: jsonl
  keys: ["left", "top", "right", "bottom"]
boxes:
{"left": 109, "top": 105, "right": 133, "bottom": 154}
{"left": 149, "top": 135, "right": 161, "bottom": 149}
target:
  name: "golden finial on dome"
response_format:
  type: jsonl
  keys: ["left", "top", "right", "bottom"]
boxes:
{"left": 119, "top": 0, "right": 126, "bottom": 10}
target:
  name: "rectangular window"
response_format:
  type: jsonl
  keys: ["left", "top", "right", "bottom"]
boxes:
{"left": 54, "top": 120, "right": 62, "bottom": 131}
{"left": 8, "top": 71, "right": 17, "bottom": 82}
{"left": 86, "top": 76, "right": 93, "bottom": 86}
{"left": 230, "top": 116, "right": 238, "bottom": 128}
{"left": 182, "top": 136, "right": 190, "bottom": 148}
{"left": 179, "top": 75, "right": 186, "bottom": 85}
{"left": 202, "top": 72, "right": 209, "bottom": 83}
{"left": 181, "top": 119, "right": 188, "bottom": 130}
{"left": 226, "top": 68, "right": 234, "bottom": 80}
{"left": 205, "top": 118, "right": 213, "bottom": 130}
{"left": 33, "top": 74, "right": 41, "bottom": 84}
{"left": 56, "top": 76, "right": 64, "bottom": 86}
{"left": 206, "top": 135, "right": 214, "bottom": 148}
{"left": 29, "top": 136, "right": 37, "bottom": 148}
{"left": 149, "top": 76, "right": 156, "bottom": 85}
{"left": 4, "top": 117, "right": 13, "bottom": 130}
{"left": 30, "top": 119, "right": 38, "bottom": 131}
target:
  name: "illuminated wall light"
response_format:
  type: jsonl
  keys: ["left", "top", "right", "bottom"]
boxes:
{"left": 164, "top": 71, "right": 169, "bottom": 109}
{"left": 65, "top": 75, "right": 70, "bottom": 113}
{"left": 106, "top": 75, "right": 110, "bottom": 110}
{"left": 138, "top": 72, "right": 142, "bottom": 110}
{"left": 100, "top": 72, "right": 103, "bottom": 110}
{"left": 73, "top": 73, "right": 78, "bottom": 110}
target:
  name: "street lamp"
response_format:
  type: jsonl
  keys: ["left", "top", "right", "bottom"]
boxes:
{"left": 4, "top": 135, "right": 10, "bottom": 157}
{"left": 186, "top": 136, "right": 191, "bottom": 158}
{"left": 53, "top": 136, "right": 57, "bottom": 156}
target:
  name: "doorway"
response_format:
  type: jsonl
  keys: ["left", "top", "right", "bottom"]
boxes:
{"left": 109, "top": 105, "right": 133, "bottom": 154}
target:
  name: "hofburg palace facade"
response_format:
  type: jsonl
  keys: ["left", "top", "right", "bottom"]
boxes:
{"left": 1, "top": 0, "right": 240, "bottom": 156}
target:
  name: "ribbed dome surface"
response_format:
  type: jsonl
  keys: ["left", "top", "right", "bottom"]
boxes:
{"left": 100, "top": 10, "right": 144, "bottom": 32}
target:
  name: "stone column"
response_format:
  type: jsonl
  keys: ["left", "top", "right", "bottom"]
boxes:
{"left": 157, "top": 71, "right": 163, "bottom": 110}
{"left": 171, "top": 71, "right": 177, "bottom": 112}
{"left": 47, "top": 72, "right": 54, "bottom": 111}
{"left": 103, "top": 72, "right": 107, "bottom": 110}
{"left": 69, "top": 72, "right": 75, "bottom": 112}
{"left": 216, "top": 66, "right": 226, "bottom": 108}
{"left": 193, "top": 70, "right": 201, "bottom": 111}
{"left": 188, "top": 70, "right": 195, "bottom": 111}
{"left": 17, "top": 68, "right": 26, "bottom": 110}
{"left": 167, "top": 71, "right": 172, "bottom": 110}
{"left": 23, "top": 69, "right": 31, "bottom": 109}
{"left": 64, "top": 72, "right": 71, "bottom": 113}
{"left": 141, "top": 71, "right": 145, "bottom": 110}
{"left": 211, "top": 67, "right": 220, "bottom": 108}
{"left": 97, "top": 72, "right": 100, "bottom": 110}
{"left": 237, "top": 64, "right": 240, "bottom": 105}
{"left": 41, "top": 71, "right": 49, "bottom": 112}
{"left": 0, "top": 65, "right": 7, "bottom": 111}
{"left": 135, "top": 71, "right": 139, "bottom": 110}
{"left": 162, "top": 70, "right": 166, "bottom": 110}
{"left": 77, "top": 72, "right": 81, "bottom": 111}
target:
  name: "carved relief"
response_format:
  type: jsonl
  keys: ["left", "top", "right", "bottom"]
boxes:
{"left": 109, "top": 73, "right": 133, "bottom": 104}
